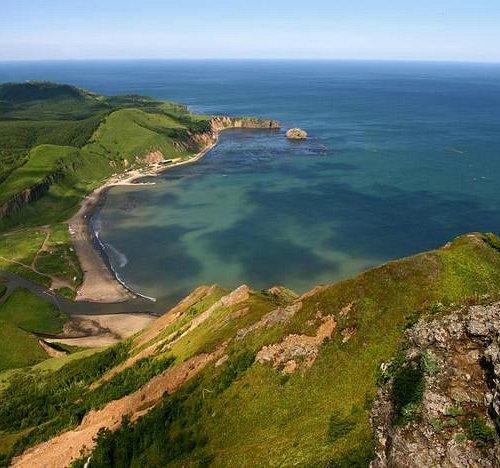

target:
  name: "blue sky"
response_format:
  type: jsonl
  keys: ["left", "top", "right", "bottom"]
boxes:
{"left": 2, "top": 0, "right": 500, "bottom": 61}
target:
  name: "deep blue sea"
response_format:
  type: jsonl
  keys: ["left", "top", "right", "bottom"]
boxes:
{"left": 1, "top": 60, "right": 500, "bottom": 307}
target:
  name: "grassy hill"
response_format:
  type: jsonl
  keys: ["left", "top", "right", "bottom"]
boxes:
{"left": 1, "top": 233, "right": 500, "bottom": 466}
{"left": 0, "top": 81, "right": 215, "bottom": 295}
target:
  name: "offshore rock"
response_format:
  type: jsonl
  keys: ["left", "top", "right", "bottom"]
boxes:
{"left": 286, "top": 128, "right": 308, "bottom": 139}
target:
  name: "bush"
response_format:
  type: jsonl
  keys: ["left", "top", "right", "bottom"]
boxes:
{"left": 465, "top": 417, "right": 496, "bottom": 446}
{"left": 391, "top": 364, "right": 425, "bottom": 426}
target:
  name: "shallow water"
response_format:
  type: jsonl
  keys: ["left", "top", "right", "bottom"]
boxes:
{"left": 1, "top": 60, "right": 500, "bottom": 308}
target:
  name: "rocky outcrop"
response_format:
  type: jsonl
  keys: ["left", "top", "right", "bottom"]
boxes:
{"left": 172, "top": 116, "right": 280, "bottom": 159}
{"left": 0, "top": 169, "right": 65, "bottom": 219}
{"left": 286, "top": 128, "right": 308, "bottom": 139}
{"left": 255, "top": 314, "right": 336, "bottom": 374}
{"left": 371, "top": 302, "right": 500, "bottom": 467}
{"left": 210, "top": 116, "right": 280, "bottom": 132}
{"left": 140, "top": 150, "right": 165, "bottom": 164}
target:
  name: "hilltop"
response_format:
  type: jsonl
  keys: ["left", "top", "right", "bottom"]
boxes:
{"left": 1, "top": 232, "right": 499, "bottom": 466}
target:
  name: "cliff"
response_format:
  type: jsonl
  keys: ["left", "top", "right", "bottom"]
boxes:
{"left": 371, "top": 302, "right": 500, "bottom": 467}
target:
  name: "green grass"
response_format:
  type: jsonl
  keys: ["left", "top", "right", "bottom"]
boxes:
{"left": 0, "top": 287, "right": 66, "bottom": 334}
{"left": 0, "top": 233, "right": 499, "bottom": 467}
{"left": 0, "top": 228, "right": 46, "bottom": 264}
{"left": 34, "top": 224, "right": 83, "bottom": 287}
{"left": 0, "top": 224, "right": 82, "bottom": 291}
{"left": 0, "top": 144, "right": 80, "bottom": 206}
{"left": 0, "top": 320, "right": 47, "bottom": 372}
{"left": 72, "top": 233, "right": 500, "bottom": 467}
{"left": 0, "top": 84, "right": 212, "bottom": 234}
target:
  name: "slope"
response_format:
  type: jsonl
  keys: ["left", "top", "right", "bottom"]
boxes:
{"left": 3, "top": 232, "right": 500, "bottom": 467}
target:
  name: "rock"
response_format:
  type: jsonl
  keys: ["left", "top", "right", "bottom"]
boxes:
{"left": 286, "top": 128, "right": 308, "bottom": 140}
{"left": 370, "top": 302, "right": 500, "bottom": 467}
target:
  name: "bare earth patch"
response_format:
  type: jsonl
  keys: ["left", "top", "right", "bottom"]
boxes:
{"left": 255, "top": 315, "right": 336, "bottom": 374}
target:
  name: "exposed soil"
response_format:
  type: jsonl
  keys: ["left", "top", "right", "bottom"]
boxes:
{"left": 13, "top": 344, "right": 227, "bottom": 468}
{"left": 255, "top": 315, "right": 336, "bottom": 373}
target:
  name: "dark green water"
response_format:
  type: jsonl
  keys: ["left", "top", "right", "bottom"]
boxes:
{"left": 1, "top": 60, "right": 499, "bottom": 307}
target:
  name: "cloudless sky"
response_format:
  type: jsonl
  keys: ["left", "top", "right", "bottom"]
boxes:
{"left": 1, "top": 0, "right": 500, "bottom": 62}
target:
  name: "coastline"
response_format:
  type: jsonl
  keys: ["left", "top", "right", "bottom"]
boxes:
{"left": 68, "top": 138, "right": 220, "bottom": 304}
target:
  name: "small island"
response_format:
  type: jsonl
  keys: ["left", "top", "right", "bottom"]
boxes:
{"left": 286, "top": 128, "right": 308, "bottom": 139}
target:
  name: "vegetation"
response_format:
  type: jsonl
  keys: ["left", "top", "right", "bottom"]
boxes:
{"left": 391, "top": 364, "right": 425, "bottom": 426}
{"left": 64, "top": 233, "right": 500, "bottom": 467}
{"left": 0, "top": 287, "right": 66, "bottom": 334}
{"left": 0, "top": 342, "right": 179, "bottom": 463}
{"left": 465, "top": 417, "right": 496, "bottom": 446}
{"left": 2, "top": 82, "right": 500, "bottom": 466}
{"left": 0, "top": 81, "right": 213, "bottom": 292}
{"left": 0, "top": 320, "right": 47, "bottom": 372}
{"left": 0, "top": 81, "right": 211, "bottom": 231}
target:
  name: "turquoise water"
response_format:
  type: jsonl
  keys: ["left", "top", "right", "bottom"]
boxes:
{"left": 1, "top": 60, "right": 500, "bottom": 307}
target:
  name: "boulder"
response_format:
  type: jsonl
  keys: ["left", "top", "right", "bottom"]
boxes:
{"left": 286, "top": 128, "right": 308, "bottom": 140}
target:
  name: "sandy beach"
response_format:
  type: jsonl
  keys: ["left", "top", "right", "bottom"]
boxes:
{"left": 68, "top": 139, "right": 218, "bottom": 303}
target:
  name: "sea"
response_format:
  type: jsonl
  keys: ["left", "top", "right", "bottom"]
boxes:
{"left": 1, "top": 60, "right": 500, "bottom": 308}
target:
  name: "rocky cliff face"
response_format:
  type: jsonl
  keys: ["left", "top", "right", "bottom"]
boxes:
{"left": 0, "top": 169, "right": 65, "bottom": 219}
{"left": 371, "top": 302, "right": 500, "bottom": 467}
{"left": 179, "top": 115, "right": 280, "bottom": 156}
{"left": 209, "top": 116, "right": 280, "bottom": 132}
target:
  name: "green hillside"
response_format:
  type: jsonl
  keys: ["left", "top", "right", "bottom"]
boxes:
{"left": 0, "top": 81, "right": 213, "bottom": 295}
{"left": 1, "top": 233, "right": 500, "bottom": 466}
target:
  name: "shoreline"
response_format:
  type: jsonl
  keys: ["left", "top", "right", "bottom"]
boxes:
{"left": 68, "top": 137, "right": 220, "bottom": 304}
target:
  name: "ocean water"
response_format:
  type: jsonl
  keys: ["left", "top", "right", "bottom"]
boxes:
{"left": 1, "top": 60, "right": 500, "bottom": 307}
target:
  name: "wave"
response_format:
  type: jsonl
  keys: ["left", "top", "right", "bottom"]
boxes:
{"left": 104, "top": 242, "right": 129, "bottom": 268}
{"left": 90, "top": 216, "right": 156, "bottom": 302}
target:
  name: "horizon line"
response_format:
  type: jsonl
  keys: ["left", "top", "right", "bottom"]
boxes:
{"left": 1, "top": 57, "right": 500, "bottom": 66}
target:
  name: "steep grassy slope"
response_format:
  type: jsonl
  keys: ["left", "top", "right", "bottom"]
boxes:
{"left": 0, "top": 82, "right": 212, "bottom": 227}
{"left": 2, "top": 233, "right": 500, "bottom": 467}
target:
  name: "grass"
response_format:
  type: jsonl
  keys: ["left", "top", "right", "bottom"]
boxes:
{"left": 34, "top": 223, "right": 83, "bottom": 287}
{"left": 0, "top": 224, "right": 81, "bottom": 291}
{"left": 0, "top": 144, "right": 80, "bottom": 206}
{"left": 465, "top": 417, "right": 496, "bottom": 446}
{"left": 0, "top": 320, "right": 47, "bottom": 372}
{"left": 0, "top": 83, "right": 213, "bottom": 235}
{"left": 0, "top": 227, "right": 46, "bottom": 264}
{"left": 0, "top": 287, "right": 66, "bottom": 335}
{"left": 70, "top": 233, "right": 500, "bottom": 467}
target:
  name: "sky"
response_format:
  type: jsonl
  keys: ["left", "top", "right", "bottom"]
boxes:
{"left": 1, "top": 0, "right": 500, "bottom": 62}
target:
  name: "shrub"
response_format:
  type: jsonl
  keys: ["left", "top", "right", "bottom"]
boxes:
{"left": 391, "top": 364, "right": 425, "bottom": 426}
{"left": 213, "top": 350, "right": 255, "bottom": 394}
{"left": 421, "top": 351, "right": 439, "bottom": 375}
{"left": 465, "top": 417, "right": 496, "bottom": 446}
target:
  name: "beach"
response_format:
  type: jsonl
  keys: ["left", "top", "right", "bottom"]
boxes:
{"left": 68, "top": 138, "right": 219, "bottom": 304}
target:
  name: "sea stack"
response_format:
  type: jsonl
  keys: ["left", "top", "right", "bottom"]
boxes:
{"left": 286, "top": 128, "right": 308, "bottom": 139}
